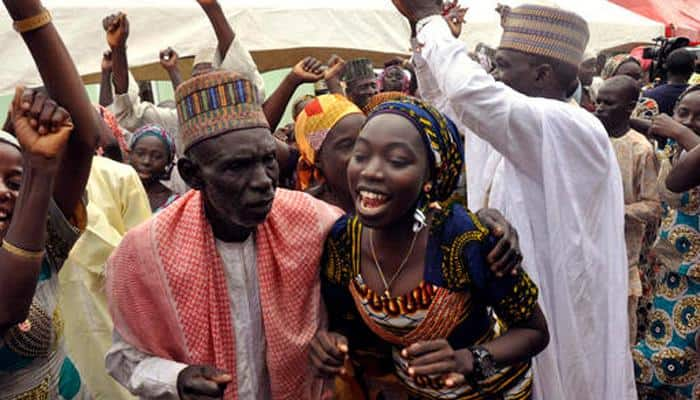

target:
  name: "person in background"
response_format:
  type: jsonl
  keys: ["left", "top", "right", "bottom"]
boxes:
{"left": 0, "top": 0, "right": 103, "bottom": 395}
{"left": 379, "top": 60, "right": 410, "bottom": 93}
{"left": 59, "top": 155, "right": 151, "bottom": 400}
{"left": 643, "top": 49, "right": 696, "bottom": 116}
{"left": 579, "top": 52, "right": 597, "bottom": 111}
{"left": 342, "top": 58, "right": 379, "bottom": 110}
{"left": 633, "top": 85, "right": 700, "bottom": 399}
{"left": 127, "top": 124, "right": 177, "bottom": 211}
{"left": 602, "top": 54, "right": 644, "bottom": 83}
{"left": 395, "top": 1, "right": 637, "bottom": 399}
{"left": 595, "top": 76, "right": 662, "bottom": 345}
{"left": 312, "top": 97, "right": 549, "bottom": 399}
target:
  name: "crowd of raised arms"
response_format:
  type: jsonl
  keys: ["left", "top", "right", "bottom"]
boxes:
{"left": 0, "top": 0, "right": 698, "bottom": 399}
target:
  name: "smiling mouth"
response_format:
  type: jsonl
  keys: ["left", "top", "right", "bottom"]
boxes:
{"left": 0, "top": 210, "right": 12, "bottom": 229}
{"left": 357, "top": 190, "right": 391, "bottom": 216}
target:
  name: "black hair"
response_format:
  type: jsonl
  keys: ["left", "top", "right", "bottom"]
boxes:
{"left": 677, "top": 84, "right": 700, "bottom": 105}
{"left": 667, "top": 49, "right": 696, "bottom": 78}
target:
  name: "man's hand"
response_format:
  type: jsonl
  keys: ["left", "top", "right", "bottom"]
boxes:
{"left": 477, "top": 208, "right": 523, "bottom": 277}
{"left": 292, "top": 57, "right": 325, "bottom": 84}
{"left": 325, "top": 55, "right": 346, "bottom": 81}
{"left": 101, "top": 50, "right": 113, "bottom": 73}
{"left": 402, "top": 339, "right": 472, "bottom": 388}
{"left": 11, "top": 87, "right": 72, "bottom": 161}
{"left": 391, "top": 0, "right": 443, "bottom": 23}
{"left": 177, "top": 365, "right": 232, "bottom": 400}
{"left": 103, "top": 13, "right": 129, "bottom": 49}
{"left": 649, "top": 114, "right": 686, "bottom": 140}
{"left": 443, "top": 1, "right": 467, "bottom": 38}
{"left": 159, "top": 47, "right": 179, "bottom": 72}
{"left": 309, "top": 331, "right": 349, "bottom": 378}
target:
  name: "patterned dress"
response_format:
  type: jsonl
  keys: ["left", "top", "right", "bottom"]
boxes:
{"left": 322, "top": 199, "right": 539, "bottom": 400}
{"left": 0, "top": 201, "right": 90, "bottom": 399}
{"left": 633, "top": 143, "right": 700, "bottom": 399}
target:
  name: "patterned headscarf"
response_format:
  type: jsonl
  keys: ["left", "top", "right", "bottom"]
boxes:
{"left": 129, "top": 124, "right": 177, "bottom": 163}
{"left": 368, "top": 97, "right": 464, "bottom": 211}
{"left": 362, "top": 91, "right": 408, "bottom": 115}
{"left": 601, "top": 54, "right": 641, "bottom": 80}
{"left": 632, "top": 97, "right": 660, "bottom": 120}
{"left": 96, "top": 105, "right": 128, "bottom": 154}
{"left": 294, "top": 94, "right": 362, "bottom": 190}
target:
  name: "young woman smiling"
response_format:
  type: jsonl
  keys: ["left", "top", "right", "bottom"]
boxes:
{"left": 311, "top": 97, "right": 549, "bottom": 400}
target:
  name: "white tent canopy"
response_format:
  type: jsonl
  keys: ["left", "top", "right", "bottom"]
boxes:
{"left": 0, "top": 0, "right": 664, "bottom": 94}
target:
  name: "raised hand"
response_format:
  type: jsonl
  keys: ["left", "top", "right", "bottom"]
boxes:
{"left": 159, "top": 47, "right": 179, "bottom": 72}
{"left": 443, "top": 0, "right": 468, "bottom": 38}
{"left": 649, "top": 114, "right": 688, "bottom": 140}
{"left": 292, "top": 57, "right": 325, "bottom": 84}
{"left": 11, "top": 87, "right": 72, "bottom": 161}
{"left": 391, "top": 0, "right": 443, "bottom": 23}
{"left": 325, "top": 55, "right": 346, "bottom": 81}
{"left": 101, "top": 49, "right": 113, "bottom": 73}
{"left": 177, "top": 365, "right": 232, "bottom": 400}
{"left": 103, "top": 12, "right": 129, "bottom": 49}
{"left": 309, "top": 331, "right": 349, "bottom": 378}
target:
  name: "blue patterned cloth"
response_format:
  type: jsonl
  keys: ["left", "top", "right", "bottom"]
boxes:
{"left": 633, "top": 143, "right": 699, "bottom": 399}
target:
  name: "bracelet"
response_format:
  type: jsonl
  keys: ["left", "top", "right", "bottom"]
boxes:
{"left": 13, "top": 8, "right": 52, "bottom": 34}
{"left": 2, "top": 240, "right": 44, "bottom": 261}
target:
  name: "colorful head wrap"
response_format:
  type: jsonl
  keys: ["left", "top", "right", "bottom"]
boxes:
{"left": 175, "top": 71, "right": 269, "bottom": 152}
{"left": 632, "top": 97, "right": 660, "bottom": 121}
{"left": 342, "top": 58, "right": 376, "bottom": 84}
{"left": 129, "top": 124, "right": 177, "bottom": 163}
{"left": 601, "top": 54, "right": 641, "bottom": 80}
{"left": 0, "top": 130, "right": 20, "bottom": 151}
{"left": 95, "top": 104, "right": 128, "bottom": 154}
{"left": 362, "top": 91, "right": 408, "bottom": 115}
{"left": 368, "top": 97, "right": 464, "bottom": 209}
{"left": 498, "top": 4, "right": 589, "bottom": 69}
{"left": 294, "top": 94, "right": 363, "bottom": 190}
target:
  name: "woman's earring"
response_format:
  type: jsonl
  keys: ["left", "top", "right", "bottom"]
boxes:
{"left": 423, "top": 182, "right": 432, "bottom": 193}
{"left": 413, "top": 208, "right": 427, "bottom": 233}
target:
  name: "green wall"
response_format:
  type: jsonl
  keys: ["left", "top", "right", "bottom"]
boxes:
{"left": 0, "top": 68, "right": 313, "bottom": 129}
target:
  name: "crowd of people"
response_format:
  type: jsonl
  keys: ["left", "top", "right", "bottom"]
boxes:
{"left": 0, "top": 0, "right": 698, "bottom": 399}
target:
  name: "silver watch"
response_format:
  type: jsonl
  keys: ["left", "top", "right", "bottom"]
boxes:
{"left": 470, "top": 346, "right": 497, "bottom": 380}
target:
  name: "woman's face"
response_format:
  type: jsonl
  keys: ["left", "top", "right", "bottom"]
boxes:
{"left": 317, "top": 113, "right": 366, "bottom": 200}
{"left": 0, "top": 143, "right": 23, "bottom": 239}
{"left": 347, "top": 113, "right": 428, "bottom": 228}
{"left": 674, "top": 91, "right": 700, "bottom": 135}
{"left": 129, "top": 136, "right": 170, "bottom": 182}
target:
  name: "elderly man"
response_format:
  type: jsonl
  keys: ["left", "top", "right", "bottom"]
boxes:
{"left": 341, "top": 58, "right": 379, "bottom": 109}
{"left": 392, "top": 1, "right": 637, "bottom": 399}
{"left": 105, "top": 71, "right": 342, "bottom": 400}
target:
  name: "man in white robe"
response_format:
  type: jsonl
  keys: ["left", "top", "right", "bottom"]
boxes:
{"left": 392, "top": 2, "right": 637, "bottom": 399}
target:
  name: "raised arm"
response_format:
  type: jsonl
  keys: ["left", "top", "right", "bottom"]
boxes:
{"left": 99, "top": 49, "right": 114, "bottom": 107}
{"left": 324, "top": 55, "right": 346, "bottom": 96}
{"left": 160, "top": 47, "right": 183, "bottom": 91}
{"left": 0, "top": 88, "right": 73, "bottom": 335}
{"left": 104, "top": 13, "right": 129, "bottom": 96}
{"left": 198, "top": 0, "right": 234, "bottom": 60}
{"left": 4, "top": 0, "right": 98, "bottom": 217}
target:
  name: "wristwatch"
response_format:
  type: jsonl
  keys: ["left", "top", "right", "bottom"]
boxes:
{"left": 469, "top": 346, "right": 497, "bottom": 380}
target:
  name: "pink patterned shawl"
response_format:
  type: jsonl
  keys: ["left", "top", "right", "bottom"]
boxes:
{"left": 107, "top": 189, "right": 341, "bottom": 399}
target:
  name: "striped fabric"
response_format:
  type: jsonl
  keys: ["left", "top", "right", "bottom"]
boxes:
{"left": 175, "top": 71, "right": 269, "bottom": 152}
{"left": 499, "top": 4, "right": 589, "bottom": 68}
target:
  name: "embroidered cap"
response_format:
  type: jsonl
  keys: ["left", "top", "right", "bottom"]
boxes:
{"left": 499, "top": 4, "right": 590, "bottom": 69}
{"left": 176, "top": 71, "right": 269, "bottom": 152}
{"left": 342, "top": 58, "right": 375, "bottom": 84}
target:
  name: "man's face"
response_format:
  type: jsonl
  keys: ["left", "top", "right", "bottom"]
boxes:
{"left": 347, "top": 78, "right": 379, "bottom": 109}
{"left": 579, "top": 59, "right": 597, "bottom": 87}
{"left": 594, "top": 84, "right": 632, "bottom": 134}
{"left": 183, "top": 128, "right": 279, "bottom": 229}
{"left": 492, "top": 49, "right": 539, "bottom": 96}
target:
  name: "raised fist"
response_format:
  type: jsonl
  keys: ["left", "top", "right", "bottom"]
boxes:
{"left": 11, "top": 87, "right": 72, "bottom": 160}
{"left": 103, "top": 12, "right": 129, "bottom": 49}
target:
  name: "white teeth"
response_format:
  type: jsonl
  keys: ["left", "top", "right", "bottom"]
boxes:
{"left": 360, "top": 191, "right": 387, "bottom": 201}
{"left": 0, "top": 211, "right": 7, "bottom": 219}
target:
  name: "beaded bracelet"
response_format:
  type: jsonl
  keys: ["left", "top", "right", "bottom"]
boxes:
{"left": 13, "top": 8, "right": 52, "bottom": 34}
{"left": 2, "top": 240, "right": 44, "bottom": 261}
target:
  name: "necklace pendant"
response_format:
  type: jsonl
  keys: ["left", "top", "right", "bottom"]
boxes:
{"left": 384, "top": 290, "right": 391, "bottom": 299}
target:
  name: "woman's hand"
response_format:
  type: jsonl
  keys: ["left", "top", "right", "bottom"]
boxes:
{"left": 403, "top": 339, "right": 472, "bottom": 387}
{"left": 309, "top": 330, "right": 349, "bottom": 378}
{"left": 11, "top": 87, "right": 72, "bottom": 162}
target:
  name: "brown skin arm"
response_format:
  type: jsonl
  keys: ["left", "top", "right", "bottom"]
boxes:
{"left": 198, "top": 0, "right": 234, "bottom": 59}
{"left": 99, "top": 49, "right": 114, "bottom": 107}
{"left": 630, "top": 117, "right": 651, "bottom": 136}
{"left": 0, "top": 88, "right": 72, "bottom": 335}
{"left": 263, "top": 57, "right": 324, "bottom": 131}
{"left": 666, "top": 143, "right": 700, "bottom": 193}
{"left": 160, "top": 47, "right": 183, "bottom": 91}
{"left": 5, "top": 0, "right": 98, "bottom": 217}
{"left": 104, "top": 13, "right": 130, "bottom": 95}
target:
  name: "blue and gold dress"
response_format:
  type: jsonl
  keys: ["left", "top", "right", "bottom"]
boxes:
{"left": 634, "top": 143, "right": 699, "bottom": 399}
{"left": 321, "top": 199, "right": 539, "bottom": 400}
{"left": 0, "top": 201, "right": 90, "bottom": 399}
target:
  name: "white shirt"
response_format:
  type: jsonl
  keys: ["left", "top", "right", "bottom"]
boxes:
{"left": 413, "top": 16, "right": 637, "bottom": 400}
{"left": 106, "top": 236, "right": 271, "bottom": 399}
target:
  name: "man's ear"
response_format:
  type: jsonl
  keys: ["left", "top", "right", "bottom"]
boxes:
{"left": 534, "top": 64, "right": 554, "bottom": 87}
{"left": 178, "top": 157, "right": 204, "bottom": 191}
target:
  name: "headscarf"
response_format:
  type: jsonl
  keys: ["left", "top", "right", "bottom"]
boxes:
{"left": 129, "top": 124, "right": 176, "bottom": 164}
{"left": 601, "top": 54, "right": 641, "bottom": 80}
{"left": 294, "top": 94, "right": 362, "bottom": 190}
{"left": 632, "top": 97, "right": 660, "bottom": 120}
{"left": 96, "top": 105, "right": 128, "bottom": 154}
{"left": 0, "top": 130, "right": 20, "bottom": 151}
{"left": 368, "top": 97, "right": 464, "bottom": 225}
{"left": 362, "top": 91, "right": 408, "bottom": 115}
